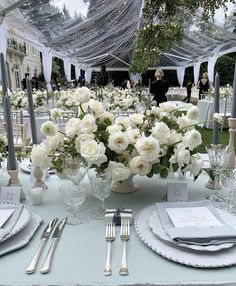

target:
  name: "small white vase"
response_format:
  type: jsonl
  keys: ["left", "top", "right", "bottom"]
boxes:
{"left": 112, "top": 175, "right": 138, "bottom": 194}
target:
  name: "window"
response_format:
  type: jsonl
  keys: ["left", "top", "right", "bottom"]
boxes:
{"left": 14, "top": 64, "right": 20, "bottom": 89}
{"left": 32, "top": 46, "right": 36, "bottom": 55}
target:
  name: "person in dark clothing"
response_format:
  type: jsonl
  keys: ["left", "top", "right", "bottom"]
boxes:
{"left": 31, "top": 73, "right": 39, "bottom": 89}
{"left": 198, "top": 72, "right": 210, "bottom": 100}
{"left": 183, "top": 79, "right": 193, "bottom": 103}
{"left": 150, "top": 69, "right": 170, "bottom": 106}
{"left": 22, "top": 73, "right": 29, "bottom": 90}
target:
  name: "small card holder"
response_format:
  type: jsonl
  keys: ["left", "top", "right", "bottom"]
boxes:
{"left": 105, "top": 208, "right": 132, "bottom": 225}
{"left": 166, "top": 182, "right": 188, "bottom": 202}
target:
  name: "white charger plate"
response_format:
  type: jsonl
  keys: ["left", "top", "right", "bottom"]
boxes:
{"left": 148, "top": 209, "right": 234, "bottom": 252}
{"left": 135, "top": 204, "right": 236, "bottom": 268}
{"left": 0, "top": 212, "right": 42, "bottom": 256}
{"left": 0, "top": 202, "right": 32, "bottom": 243}
{"left": 19, "top": 159, "right": 54, "bottom": 174}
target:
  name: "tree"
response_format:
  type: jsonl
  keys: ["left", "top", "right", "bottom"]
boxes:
{"left": 130, "top": 0, "right": 235, "bottom": 73}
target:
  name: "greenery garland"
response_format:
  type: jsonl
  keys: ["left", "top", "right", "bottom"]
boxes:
{"left": 130, "top": 0, "right": 236, "bottom": 73}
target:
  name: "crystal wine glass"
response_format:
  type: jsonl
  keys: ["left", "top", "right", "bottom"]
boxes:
{"left": 88, "top": 168, "right": 112, "bottom": 220}
{"left": 221, "top": 169, "right": 236, "bottom": 213}
{"left": 205, "top": 144, "right": 229, "bottom": 202}
{"left": 60, "top": 156, "right": 88, "bottom": 224}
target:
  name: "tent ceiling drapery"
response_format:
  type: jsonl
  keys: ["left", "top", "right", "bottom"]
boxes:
{"left": 0, "top": 0, "right": 236, "bottom": 70}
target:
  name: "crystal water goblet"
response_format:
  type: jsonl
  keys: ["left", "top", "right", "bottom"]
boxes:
{"left": 88, "top": 168, "right": 112, "bottom": 220}
{"left": 221, "top": 169, "right": 236, "bottom": 213}
{"left": 205, "top": 144, "right": 228, "bottom": 202}
{"left": 60, "top": 181, "right": 87, "bottom": 224}
{"left": 60, "top": 156, "right": 88, "bottom": 223}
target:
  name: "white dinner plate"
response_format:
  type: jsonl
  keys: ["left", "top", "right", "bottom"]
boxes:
{"left": 135, "top": 204, "right": 236, "bottom": 268}
{"left": 148, "top": 209, "right": 234, "bottom": 252}
{"left": 0, "top": 212, "right": 42, "bottom": 256}
{"left": 19, "top": 159, "right": 54, "bottom": 174}
{"left": 0, "top": 202, "right": 32, "bottom": 243}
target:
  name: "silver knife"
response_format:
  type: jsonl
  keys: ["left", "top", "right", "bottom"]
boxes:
{"left": 26, "top": 218, "right": 58, "bottom": 274}
{"left": 40, "top": 217, "right": 67, "bottom": 274}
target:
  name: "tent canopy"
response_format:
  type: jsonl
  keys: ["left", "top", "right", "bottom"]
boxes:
{"left": 1, "top": 0, "right": 236, "bottom": 70}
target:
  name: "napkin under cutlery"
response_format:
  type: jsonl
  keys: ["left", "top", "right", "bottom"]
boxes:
{"left": 156, "top": 201, "right": 236, "bottom": 246}
{"left": 105, "top": 208, "right": 132, "bottom": 225}
{"left": 0, "top": 204, "right": 23, "bottom": 240}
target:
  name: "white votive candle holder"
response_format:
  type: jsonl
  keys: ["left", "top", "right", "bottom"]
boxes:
{"left": 29, "top": 187, "right": 44, "bottom": 205}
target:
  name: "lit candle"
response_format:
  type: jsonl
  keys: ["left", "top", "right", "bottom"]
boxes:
{"left": 26, "top": 78, "right": 38, "bottom": 144}
{"left": 231, "top": 62, "right": 236, "bottom": 118}
{"left": 213, "top": 72, "right": 220, "bottom": 145}
{"left": 29, "top": 187, "right": 43, "bottom": 205}
{"left": 0, "top": 53, "right": 7, "bottom": 95}
{"left": 3, "top": 95, "right": 17, "bottom": 170}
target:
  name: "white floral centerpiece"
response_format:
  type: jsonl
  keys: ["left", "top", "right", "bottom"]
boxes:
{"left": 32, "top": 89, "right": 48, "bottom": 109}
{"left": 220, "top": 84, "right": 233, "bottom": 99}
{"left": 30, "top": 98, "right": 220, "bottom": 184}
{"left": 56, "top": 87, "right": 92, "bottom": 110}
{"left": 9, "top": 90, "right": 28, "bottom": 110}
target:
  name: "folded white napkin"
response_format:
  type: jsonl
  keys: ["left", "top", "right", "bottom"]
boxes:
{"left": 156, "top": 201, "right": 236, "bottom": 246}
{"left": 0, "top": 204, "right": 23, "bottom": 240}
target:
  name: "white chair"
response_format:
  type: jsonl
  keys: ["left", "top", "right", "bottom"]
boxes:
{"left": 220, "top": 97, "right": 231, "bottom": 131}
{"left": 3, "top": 122, "right": 28, "bottom": 149}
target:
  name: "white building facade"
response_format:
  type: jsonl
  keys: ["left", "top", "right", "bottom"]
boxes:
{"left": 5, "top": 30, "right": 42, "bottom": 90}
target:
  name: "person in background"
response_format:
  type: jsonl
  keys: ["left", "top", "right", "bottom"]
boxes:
{"left": 22, "top": 73, "right": 29, "bottom": 90}
{"left": 198, "top": 72, "right": 210, "bottom": 100}
{"left": 31, "top": 73, "right": 39, "bottom": 90}
{"left": 182, "top": 79, "right": 194, "bottom": 103}
{"left": 121, "top": 78, "right": 128, "bottom": 89}
{"left": 150, "top": 68, "right": 170, "bottom": 106}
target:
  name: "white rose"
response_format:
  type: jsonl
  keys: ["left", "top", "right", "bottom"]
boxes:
{"left": 159, "top": 102, "right": 177, "bottom": 113}
{"left": 151, "top": 122, "right": 170, "bottom": 144}
{"left": 135, "top": 136, "right": 160, "bottom": 161}
{"left": 106, "top": 161, "right": 131, "bottom": 182}
{"left": 108, "top": 132, "right": 129, "bottom": 154}
{"left": 65, "top": 99, "right": 73, "bottom": 107}
{"left": 31, "top": 144, "right": 51, "bottom": 168}
{"left": 107, "top": 124, "right": 122, "bottom": 134}
{"left": 150, "top": 106, "right": 161, "bottom": 117}
{"left": 130, "top": 156, "right": 151, "bottom": 176}
{"left": 176, "top": 114, "right": 193, "bottom": 130}
{"left": 74, "top": 86, "right": 91, "bottom": 103}
{"left": 183, "top": 129, "right": 202, "bottom": 151}
{"left": 99, "top": 111, "right": 114, "bottom": 124}
{"left": 88, "top": 99, "right": 104, "bottom": 117}
{"left": 189, "top": 156, "right": 203, "bottom": 178}
{"left": 75, "top": 133, "right": 95, "bottom": 153}
{"left": 127, "top": 128, "right": 141, "bottom": 144}
{"left": 50, "top": 108, "right": 62, "bottom": 119}
{"left": 80, "top": 114, "right": 97, "bottom": 134}
{"left": 186, "top": 106, "right": 199, "bottom": 120}
{"left": 65, "top": 118, "right": 81, "bottom": 138}
{"left": 115, "top": 116, "right": 131, "bottom": 130}
{"left": 176, "top": 148, "right": 191, "bottom": 168}
{"left": 43, "top": 133, "right": 64, "bottom": 152}
{"left": 41, "top": 121, "right": 58, "bottom": 137}
{"left": 129, "top": 113, "right": 144, "bottom": 127}
{"left": 80, "top": 139, "right": 107, "bottom": 166}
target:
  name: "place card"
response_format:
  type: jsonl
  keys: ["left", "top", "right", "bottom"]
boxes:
{"left": 167, "top": 182, "right": 188, "bottom": 202}
{"left": 166, "top": 206, "right": 223, "bottom": 228}
{"left": 0, "top": 209, "right": 15, "bottom": 228}
{"left": 0, "top": 187, "right": 21, "bottom": 203}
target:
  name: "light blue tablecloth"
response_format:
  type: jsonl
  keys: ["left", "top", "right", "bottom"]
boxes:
{"left": 0, "top": 170, "right": 236, "bottom": 286}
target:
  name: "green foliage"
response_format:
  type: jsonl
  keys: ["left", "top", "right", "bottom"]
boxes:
{"left": 130, "top": 0, "right": 235, "bottom": 73}
{"left": 215, "top": 56, "right": 235, "bottom": 86}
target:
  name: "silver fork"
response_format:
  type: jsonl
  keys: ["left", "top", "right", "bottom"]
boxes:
{"left": 119, "top": 218, "right": 130, "bottom": 276}
{"left": 104, "top": 221, "right": 115, "bottom": 276}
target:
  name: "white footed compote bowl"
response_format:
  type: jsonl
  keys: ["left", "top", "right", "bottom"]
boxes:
{"left": 221, "top": 169, "right": 236, "bottom": 213}
{"left": 88, "top": 168, "right": 112, "bottom": 220}
{"left": 60, "top": 157, "right": 88, "bottom": 224}
{"left": 205, "top": 144, "right": 229, "bottom": 203}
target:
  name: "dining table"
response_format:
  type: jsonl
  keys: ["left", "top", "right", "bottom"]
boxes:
{"left": 0, "top": 167, "right": 236, "bottom": 286}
